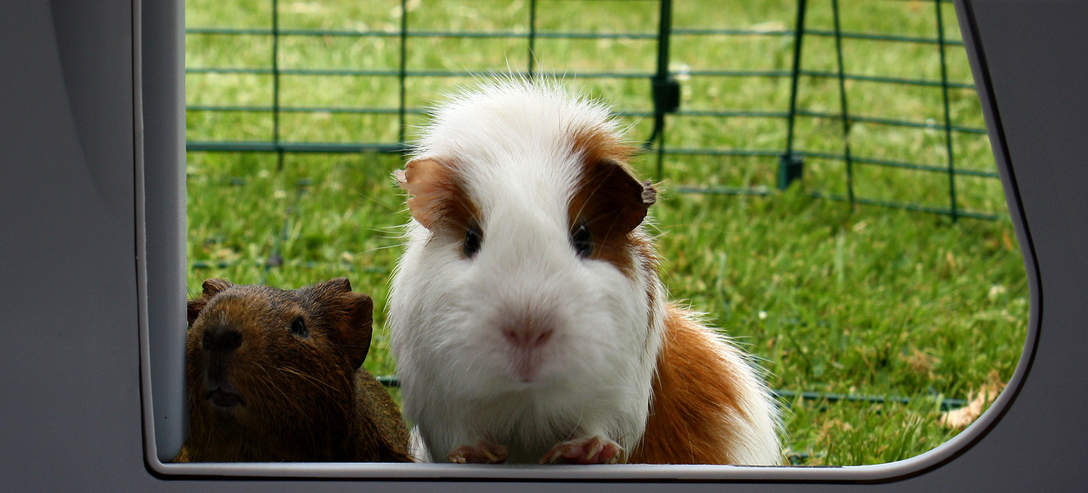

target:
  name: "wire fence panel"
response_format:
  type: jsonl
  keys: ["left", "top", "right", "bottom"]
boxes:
{"left": 185, "top": 0, "right": 999, "bottom": 221}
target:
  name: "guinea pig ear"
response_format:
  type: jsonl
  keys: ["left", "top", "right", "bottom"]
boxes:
{"left": 187, "top": 279, "right": 233, "bottom": 326}
{"left": 573, "top": 159, "right": 657, "bottom": 237}
{"left": 312, "top": 277, "right": 352, "bottom": 294}
{"left": 202, "top": 278, "right": 233, "bottom": 298}
{"left": 186, "top": 298, "right": 206, "bottom": 327}
{"left": 307, "top": 278, "right": 373, "bottom": 369}
{"left": 335, "top": 291, "right": 374, "bottom": 370}
{"left": 395, "top": 157, "right": 473, "bottom": 230}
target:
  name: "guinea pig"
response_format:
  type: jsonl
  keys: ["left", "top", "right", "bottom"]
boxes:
{"left": 179, "top": 277, "right": 412, "bottom": 462}
{"left": 387, "top": 78, "right": 782, "bottom": 465}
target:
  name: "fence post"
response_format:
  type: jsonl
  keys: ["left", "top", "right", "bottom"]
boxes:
{"left": 398, "top": 0, "right": 408, "bottom": 152}
{"left": 831, "top": 0, "right": 855, "bottom": 208}
{"left": 271, "top": 0, "right": 283, "bottom": 170}
{"left": 527, "top": 0, "right": 537, "bottom": 78}
{"left": 935, "top": 0, "right": 958, "bottom": 221}
{"left": 780, "top": 0, "right": 807, "bottom": 191}
{"left": 648, "top": 0, "right": 679, "bottom": 181}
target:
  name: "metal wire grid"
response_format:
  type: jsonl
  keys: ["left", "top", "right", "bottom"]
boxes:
{"left": 186, "top": 0, "right": 998, "bottom": 221}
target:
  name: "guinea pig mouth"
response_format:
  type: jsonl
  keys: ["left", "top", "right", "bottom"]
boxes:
{"left": 206, "top": 388, "right": 245, "bottom": 408}
{"left": 509, "top": 351, "right": 546, "bottom": 383}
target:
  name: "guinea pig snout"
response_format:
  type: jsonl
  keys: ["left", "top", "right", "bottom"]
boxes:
{"left": 499, "top": 309, "right": 557, "bottom": 349}
{"left": 502, "top": 326, "right": 553, "bottom": 350}
{"left": 498, "top": 314, "right": 557, "bottom": 382}
{"left": 200, "top": 324, "right": 245, "bottom": 405}
{"left": 202, "top": 324, "right": 243, "bottom": 353}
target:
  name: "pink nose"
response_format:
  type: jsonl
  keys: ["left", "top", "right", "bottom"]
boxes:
{"left": 502, "top": 327, "right": 553, "bottom": 349}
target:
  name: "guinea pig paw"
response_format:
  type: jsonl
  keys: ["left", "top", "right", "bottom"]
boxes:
{"left": 540, "top": 435, "right": 624, "bottom": 465}
{"left": 447, "top": 440, "right": 508, "bottom": 464}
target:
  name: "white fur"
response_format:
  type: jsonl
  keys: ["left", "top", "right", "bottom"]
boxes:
{"left": 388, "top": 78, "right": 777, "bottom": 464}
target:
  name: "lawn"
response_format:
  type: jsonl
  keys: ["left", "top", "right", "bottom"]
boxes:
{"left": 184, "top": 0, "right": 1028, "bottom": 466}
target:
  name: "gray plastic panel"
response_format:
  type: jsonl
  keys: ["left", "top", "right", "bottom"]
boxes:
{"left": 0, "top": 0, "right": 144, "bottom": 487}
{"left": 139, "top": 0, "right": 187, "bottom": 462}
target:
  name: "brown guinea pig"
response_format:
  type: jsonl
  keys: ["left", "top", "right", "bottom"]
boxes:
{"left": 178, "top": 277, "right": 411, "bottom": 462}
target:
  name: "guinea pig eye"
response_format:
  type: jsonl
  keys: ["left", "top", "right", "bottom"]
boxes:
{"left": 463, "top": 222, "right": 482, "bottom": 258}
{"left": 571, "top": 222, "right": 592, "bottom": 258}
{"left": 289, "top": 316, "right": 308, "bottom": 338}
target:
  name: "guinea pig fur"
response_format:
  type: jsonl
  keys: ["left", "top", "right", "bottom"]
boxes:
{"left": 388, "top": 78, "right": 782, "bottom": 465}
{"left": 180, "top": 278, "right": 412, "bottom": 463}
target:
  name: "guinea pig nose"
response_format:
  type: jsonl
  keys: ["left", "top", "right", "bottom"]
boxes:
{"left": 502, "top": 327, "right": 554, "bottom": 349}
{"left": 202, "top": 325, "right": 243, "bottom": 352}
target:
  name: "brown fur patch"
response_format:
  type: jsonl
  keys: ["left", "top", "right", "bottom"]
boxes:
{"left": 567, "top": 127, "right": 655, "bottom": 277}
{"left": 628, "top": 305, "right": 748, "bottom": 464}
{"left": 354, "top": 368, "right": 414, "bottom": 461}
{"left": 571, "top": 125, "right": 636, "bottom": 168}
{"left": 635, "top": 233, "right": 663, "bottom": 364}
{"left": 396, "top": 157, "right": 479, "bottom": 236}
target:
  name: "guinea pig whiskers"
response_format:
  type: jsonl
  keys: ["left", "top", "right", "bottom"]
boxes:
{"left": 255, "top": 375, "right": 310, "bottom": 423}
{"left": 249, "top": 361, "right": 297, "bottom": 409}
{"left": 275, "top": 365, "right": 343, "bottom": 396}
{"left": 361, "top": 241, "right": 406, "bottom": 254}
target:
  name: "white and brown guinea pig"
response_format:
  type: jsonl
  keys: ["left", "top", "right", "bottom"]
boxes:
{"left": 388, "top": 78, "right": 781, "bottom": 465}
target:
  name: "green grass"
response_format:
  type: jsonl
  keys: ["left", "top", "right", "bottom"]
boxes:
{"left": 184, "top": 0, "right": 1028, "bottom": 466}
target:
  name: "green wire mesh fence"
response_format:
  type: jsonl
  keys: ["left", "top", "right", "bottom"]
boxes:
{"left": 186, "top": 0, "right": 999, "bottom": 221}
